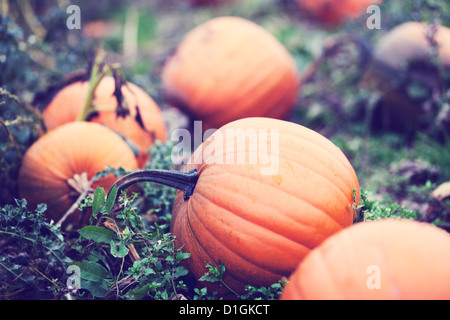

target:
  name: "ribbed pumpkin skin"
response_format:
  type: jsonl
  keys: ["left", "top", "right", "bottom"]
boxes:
{"left": 298, "top": 0, "right": 383, "bottom": 26}
{"left": 161, "top": 17, "right": 299, "bottom": 130}
{"left": 42, "top": 76, "right": 167, "bottom": 167}
{"left": 18, "top": 122, "right": 138, "bottom": 228}
{"left": 170, "top": 117, "right": 359, "bottom": 295}
{"left": 280, "top": 219, "right": 450, "bottom": 300}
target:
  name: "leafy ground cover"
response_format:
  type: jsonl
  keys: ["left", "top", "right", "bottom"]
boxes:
{"left": 1, "top": 0, "right": 449, "bottom": 300}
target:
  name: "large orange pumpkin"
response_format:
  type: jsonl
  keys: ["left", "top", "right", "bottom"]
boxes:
{"left": 42, "top": 76, "right": 167, "bottom": 167}
{"left": 280, "top": 219, "right": 450, "bottom": 300}
{"left": 18, "top": 121, "right": 139, "bottom": 230}
{"left": 116, "top": 117, "right": 357, "bottom": 296}
{"left": 361, "top": 22, "right": 450, "bottom": 132}
{"left": 161, "top": 17, "right": 299, "bottom": 130}
{"left": 297, "top": 0, "right": 383, "bottom": 27}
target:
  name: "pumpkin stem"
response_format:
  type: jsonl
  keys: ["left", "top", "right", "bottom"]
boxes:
{"left": 78, "top": 48, "right": 106, "bottom": 121}
{"left": 77, "top": 48, "right": 122, "bottom": 122}
{"left": 77, "top": 46, "right": 132, "bottom": 123}
{"left": 108, "top": 169, "right": 199, "bottom": 209}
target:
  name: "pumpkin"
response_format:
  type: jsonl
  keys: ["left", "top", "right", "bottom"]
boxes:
{"left": 42, "top": 76, "right": 167, "bottom": 167}
{"left": 18, "top": 121, "right": 139, "bottom": 230}
{"left": 361, "top": 22, "right": 450, "bottom": 132}
{"left": 109, "top": 117, "right": 360, "bottom": 296}
{"left": 280, "top": 219, "right": 450, "bottom": 300}
{"left": 370, "top": 22, "right": 450, "bottom": 72}
{"left": 297, "top": 0, "right": 383, "bottom": 27}
{"left": 161, "top": 16, "right": 299, "bottom": 130}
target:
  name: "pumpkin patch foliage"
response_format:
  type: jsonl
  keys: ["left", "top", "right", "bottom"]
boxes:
{"left": 1, "top": 0, "right": 450, "bottom": 301}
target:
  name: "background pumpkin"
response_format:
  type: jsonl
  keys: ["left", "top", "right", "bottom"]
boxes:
{"left": 169, "top": 117, "right": 360, "bottom": 296}
{"left": 361, "top": 22, "right": 450, "bottom": 133}
{"left": 18, "top": 121, "right": 138, "bottom": 230}
{"left": 161, "top": 16, "right": 299, "bottom": 130}
{"left": 280, "top": 218, "right": 450, "bottom": 300}
{"left": 297, "top": 0, "right": 383, "bottom": 27}
{"left": 42, "top": 76, "right": 167, "bottom": 167}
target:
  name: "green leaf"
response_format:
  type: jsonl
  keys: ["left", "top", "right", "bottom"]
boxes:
{"left": 144, "top": 267, "right": 156, "bottom": 276}
{"left": 199, "top": 264, "right": 221, "bottom": 283}
{"left": 105, "top": 184, "right": 118, "bottom": 213}
{"left": 176, "top": 251, "right": 191, "bottom": 261}
{"left": 80, "top": 279, "right": 109, "bottom": 298}
{"left": 173, "top": 266, "right": 189, "bottom": 278}
{"left": 79, "top": 225, "right": 118, "bottom": 244}
{"left": 218, "top": 260, "right": 226, "bottom": 275}
{"left": 75, "top": 260, "right": 111, "bottom": 282}
{"left": 110, "top": 239, "right": 129, "bottom": 258}
{"left": 92, "top": 187, "right": 106, "bottom": 218}
{"left": 36, "top": 203, "right": 47, "bottom": 214}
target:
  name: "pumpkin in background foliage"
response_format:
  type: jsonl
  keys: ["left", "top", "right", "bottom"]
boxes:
{"left": 370, "top": 22, "right": 450, "bottom": 74}
{"left": 280, "top": 219, "right": 450, "bottom": 300}
{"left": 297, "top": 0, "right": 383, "bottom": 27}
{"left": 18, "top": 122, "right": 138, "bottom": 230}
{"left": 161, "top": 16, "right": 299, "bottom": 130}
{"left": 361, "top": 22, "right": 450, "bottom": 133}
{"left": 168, "top": 117, "right": 360, "bottom": 296}
{"left": 42, "top": 76, "right": 167, "bottom": 167}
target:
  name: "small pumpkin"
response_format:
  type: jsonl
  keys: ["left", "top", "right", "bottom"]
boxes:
{"left": 370, "top": 22, "right": 450, "bottom": 73}
{"left": 297, "top": 0, "right": 383, "bottom": 27}
{"left": 161, "top": 16, "right": 299, "bottom": 130}
{"left": 42, "top": 76, "right": 167, "bottom": 167}
{"left": 361, "top": 22, "right": 450, "bottom": 132}
{"left": 18, "top": 121, "right": 139, "bottom": 230}
{"left": 280, "top": 219, "right": 450, "bottom": 300}
{"left": 109, "top": 117, "right": 360, "bottom": 296}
